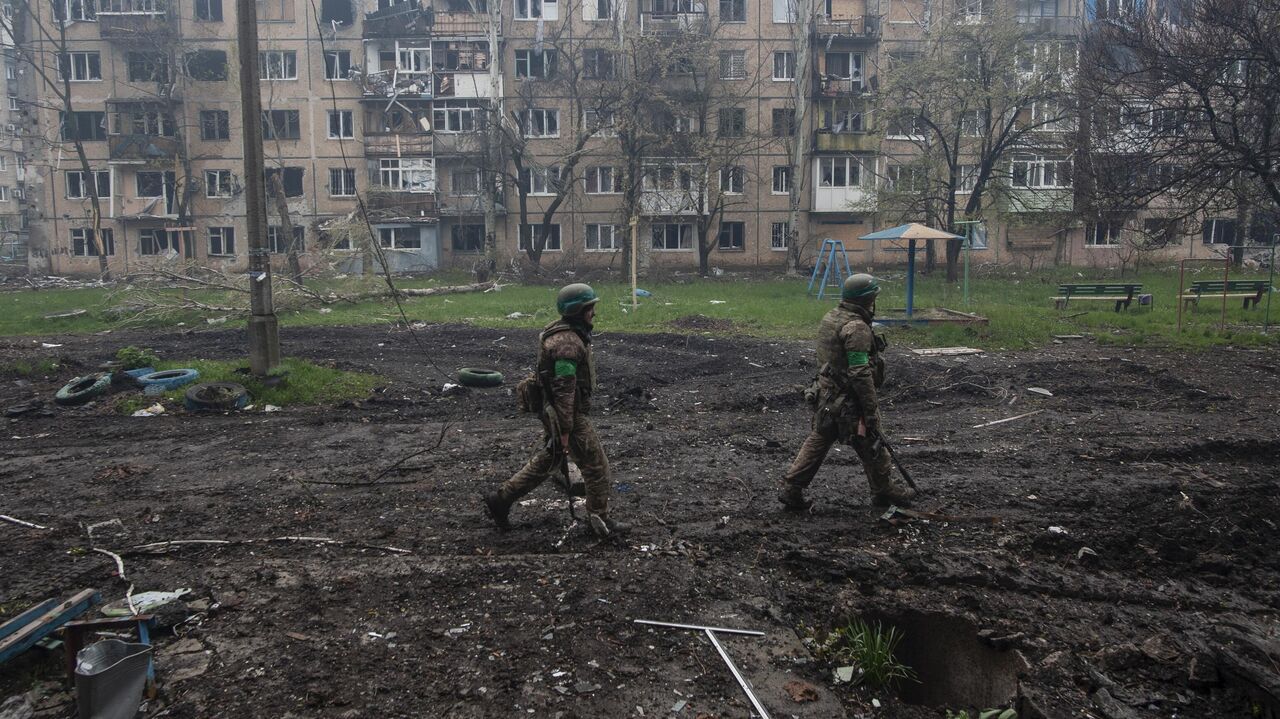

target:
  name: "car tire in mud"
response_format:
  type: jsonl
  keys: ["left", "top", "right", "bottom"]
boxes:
{"left": 184, "top": 382, "right": 251, "bottom": 412}
{"left": 136, "top": 369, "right": 200, "bottom": 392}
{"left": 54, "top": 372, "right": 112, "bottom": 406}
{"left": 457, "top": 367, "right": 504, "bottom": 388}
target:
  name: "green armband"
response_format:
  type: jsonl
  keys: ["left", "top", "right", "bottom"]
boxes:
{"left": 846, "top": 351, "right": 869, "bottom": 366}
{"left": 554, "top": 359, "right": 578, "bottom": 377}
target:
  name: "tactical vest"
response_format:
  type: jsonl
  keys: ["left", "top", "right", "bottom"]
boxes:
{"left": 536, "top": 319, "right": 595, "bottom": 409}
{"left": 816, "top": 302, "right": 884, "bottom": 388}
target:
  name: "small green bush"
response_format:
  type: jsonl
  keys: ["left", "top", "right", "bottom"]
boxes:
{"left": 115, "top": 346, "right": 160, "bottom": 369}
{"left": 817, "top": 618, "right": 916, "bottom": 690}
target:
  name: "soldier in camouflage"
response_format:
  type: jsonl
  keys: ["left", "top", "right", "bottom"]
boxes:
{"left": 483, "top": 283, "right": 629, "bottom": 538}
{"left": 779, "top": 273, "right": 917, "bottom": 512}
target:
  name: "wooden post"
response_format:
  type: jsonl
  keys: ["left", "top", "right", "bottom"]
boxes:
{"left": 630, "top": 217, "right": 638, "bottom": 311}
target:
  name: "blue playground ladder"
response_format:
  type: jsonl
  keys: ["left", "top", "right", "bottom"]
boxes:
{"left": 807, "top": 239, "right": 852, "bottom": 300}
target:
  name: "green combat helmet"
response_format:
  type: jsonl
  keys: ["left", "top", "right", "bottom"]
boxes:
{"left": 556, "top": 283, "right": 601, "bottom": 317}
{"left": 842, "top": 273, "right": 881, "bottom": 303}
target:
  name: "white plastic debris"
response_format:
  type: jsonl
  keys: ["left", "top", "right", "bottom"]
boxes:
{"left": 318, "top": 308, "right": 333, "bottom": 314}
{"left": 708, "top": 300, "right": 726, "bottom": 304}
{"left": 1048, "top": 526, "right": 1068, "bottom": 534}
{"left": 101, "top": 588, "right": 192, "bottom": 617}
{"left": 506, "top": 311, "right": 530, "bottom": 319}
{"left": 40, "top": 342, "right": 63, "bottom": 348}
{"left": 1026, "top": 387, "right": 1054, "bottom": 397}
{"left": 263, "top": 405, "right": 282, "bottom": 413}
{"left": 206, "top": 316, "right": 227, "bottom": 325}
{"left": 131, "top": 404, "right": 166, "bottom": 417}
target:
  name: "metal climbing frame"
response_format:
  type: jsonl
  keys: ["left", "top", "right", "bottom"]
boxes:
{"left": 807, "top": 238, "right": 852, "bottom": 300}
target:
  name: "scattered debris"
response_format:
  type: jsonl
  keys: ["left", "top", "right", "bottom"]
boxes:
{"left": 318, "top": 308, "right": 333, "bottom": 314}
{"left": 1026, "top": 387, "right": 1054, "bottom": 397}
{"left": 131, "top": 404, "right": 166, "bottom": 418}
{"left": 1077, "top": 547, "right": 1098, "bottom": 559}
{"left": 4, "top": 400, "right": 48, "bottom": 418}
{"left": 634, "top": 620, "right": 770, "bottom": 719}
{"left": 708, "top": 300, "right": 726, "bottom": 304}
{"left": 101, "top": 589, "right": 192, "bottom": 617}
{"left": 910, "top": 347, "right": 984, "bottom": 356}
{"left": 783, "top": 679, "right": 820, "bottom": 702}
{"left": 833, "top": 665, "right": 857, "bottom": 684}
{"left": 0, "top": 514, "right": 49, "bottom": 531}
{"left": 205, "top": 316, "right": 228, "bottom": 325}
{"left": 1053, "top": 334, "right": 1085, "bottom": 340}
{"left": 1048, "top": 526, "right": 1068, "bottom": 535}
{"left": 506, "top": 311, "right": 531, "bottom": 319}
{"left": 43, "top": 309, "right": 87, "bottom": 320}
{"left": 263, "top": 405, "right": 281, "bottom": 413}
{"left": 972, "top": 409, "right": 1044, "bottom": 429}
{"left": 0, "top": 589, "right": 98, "bottom": 666}
{"left": 92, "top": 548, "right": 128, "bottom": 581}
{"left": 86, "top": 518, "right": 128, "bottom": 544}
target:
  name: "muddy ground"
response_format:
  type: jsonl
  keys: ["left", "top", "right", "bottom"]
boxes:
{"left": 1, "top": 320, "right": 1278, "bottom": 718}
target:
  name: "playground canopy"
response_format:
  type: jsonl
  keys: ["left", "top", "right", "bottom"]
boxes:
{"left": 858, "top": 223, "right": 964, "bottom": 317}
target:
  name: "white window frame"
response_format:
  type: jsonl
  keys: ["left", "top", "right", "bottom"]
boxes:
{"left": 719, "top": 50, "right": 746, "bottom": 80}
{"left": 71, "top": 228, "right": 115, "bottom": 257}
{"left": 515, "top": 0, "right": 557, "bottom": 20}
{"left": 267, "top": 225, "right": 304, "bottom": 254}
{"left": 823, "top": 51, "right": 864, "bottom": 87}
{"left": 956, "top": 164, "right": 978, "bottom": 193}
{"left": 1085, "top": 222, "right": 1122, "bottom": 247}
{"left": 584, "top": 165, "right": 620, "bottom": 194}
{"left": 1010, "top": 154, "right": 1070, "bottom": 189}
{"left": 207, "top": 226, "right": 236, "bottom": 256}
{"left": 651, "top": 222, "right": 694, "bottom": 251}
{"left": 584, "top": 109, "right": 617, "bottom": 137}
{"left": 583, "top": 0, "right": 611, "bottom": 19}
{"left": 327, "top": 109, "right": 354, "bottom": 139}
{"left": 585, "top": 223, "right": 620, "bottom": 251}
{"left": 379, "top": 158, "right": 435, "bottom": 193}
{"left": 433, "top": 101, "right": 479, "bottom": 133}
{"left": 324, "top": 50, "right": 351, "bottom": 80}
{"left": 66, "top": 170, "right": 110, "bottom": 199}
{"left": 719, "top": 166, "right": 744, "bottom": 194}
{"left": 515, "top": 49, "right": 556, "bottom": 79}
{"left": 818, "top": 156, "right": 863, "bottom": 188}
{"left": 396, "top": 44, "right": 431, "bottom": 74}
{"left": 521, "top": 108, "right": 560, "bottom": 138}
{"left": 259, "top": 50, "right": 297, "bottom": 80}
{"left": 378, "top": 226, "right": 422, "bottom": 249}
{"left": 519, "top": 223, "right": 562, "bottom": 251}
{"left": 59, "top": 51, "right": 102, "bottom": 82}
{"left": 772, "top": 51, "right": 795, "bottom": 81}
{"left": 771, "top": 166, "right": 791, "bottom": 194}
{"left": 717, "top": 220, "right": 745, "bottom": 251}
{"left": 205, "top": 168, "right": 233, "bottom": 198}
{"left": 770, "top": 221, "right": 790, "bottom": 250}
{"left": 329, "top": 167, "right": 356, "bottom": 197}
{"left": 523, "top": 166, "right": 561, "bottom": 196}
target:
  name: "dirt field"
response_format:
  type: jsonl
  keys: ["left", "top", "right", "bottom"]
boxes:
{"left": 2, "top": 321, "right": 1278, "bottom": 718}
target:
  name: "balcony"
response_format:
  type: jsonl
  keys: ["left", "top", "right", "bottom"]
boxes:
{"left": 364, "top": 133, "right": 432, "bottom": 156}
{"left": 1015, "top": 14, "right": 1081, "bottom": 36}
{"left": 814, "top": 130, "right": 877, "bottom": 152}
{"left": 108, "top": 134, "right": 179, "bottom": 163}
{"left": 363, "top": 3, "right": 432, "bottom": 37}
{"left": 812, "top": 185, "right": 874, "bottom": 213}
{"left": 365, "top": 191, "right": 439, "bottom": 222}
{"left": 432, "top": 11, "right": 501, "bottom": 38}
{"left": 98, "top": 13, "right": 172, "bottom": 40}
{"left": 639, "top": 9, "right": 709, "bottom": 35}
{"left": 356, "top": 69, "right": 432, "bottom": 99}
{"left": 432, "top": 132, "right": 483, "bottom": 157}
{"left": 1000, "top": 187, "right": 1073, "bottom": 213}
{"left": 814, "top": 76, "right": 866, "bottom": 98}
{"left": 438, "top": 194, "right": 505, "bottom": 215}
{"left": 434, "top": 72, "right": 496, "bottom": 98}
{"left": 813, "top": 15, "right": 879, "bottom": 39}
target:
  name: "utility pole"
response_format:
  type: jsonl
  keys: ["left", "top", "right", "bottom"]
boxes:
{"left": 236, "top": 0, "right": 281, "bottom": 374}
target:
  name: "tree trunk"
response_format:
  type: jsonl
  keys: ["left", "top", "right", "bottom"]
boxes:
{"left": 944, "top": 237, "right": 962, "bottom": 282}
{"left": 268, "top": 174, "right": 304, "bottom": 284}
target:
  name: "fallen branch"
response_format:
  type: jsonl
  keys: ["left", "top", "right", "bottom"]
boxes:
{"left": 301, "top": 422, "right": 450, "bottom": 487}
{"left": 972, "top": 409, "right": 1044, "bottom": 429}
{"left": 93, "top": 548, "right": 128, "bottom": 581}
{"left": 1, "top": 514, "right": 49, "bottom": 530}
{"left": 125, "top": 536, "right": 412, "bottom": 555}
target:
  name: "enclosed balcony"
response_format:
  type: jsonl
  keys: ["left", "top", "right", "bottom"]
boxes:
{"left": 639, "top": 0, "right": 708, "bottom": 35}
{"left": 97, "top": 0, "right": 171, "bottom": 40}
{"left": 365, "top": 191, "right": 439, "bottom": 222}
{"left": 364, "top": 133, "right": 432, "bottom": 156}
{"left": 1000, "top": 188, "right": 1073, "bottom": 213}
{"left": 363, "top": 1, "right": 432, "bottom": 38}
{"left": 108, "top": 134, "right": 179, "bottom": 162}
{"left": 813, "top": 15, "right": 879, "bottom": 39}
{"left": 813, "top": 130, "right": 877, "bottom": 153}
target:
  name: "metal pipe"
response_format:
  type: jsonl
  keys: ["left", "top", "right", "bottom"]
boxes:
{"left": 704, "top": 629, "right": 771, "bottom": 719}
{"left": 632, "top": 619, "right": 764, "bottom": 636}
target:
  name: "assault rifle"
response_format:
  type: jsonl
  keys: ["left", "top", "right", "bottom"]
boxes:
{"left": 820, "top": 361, "right": 920, "bottom": 492}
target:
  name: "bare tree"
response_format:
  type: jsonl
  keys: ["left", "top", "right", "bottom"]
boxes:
{"left": 874, "top": 6, "right": 1077, "bottom": 280}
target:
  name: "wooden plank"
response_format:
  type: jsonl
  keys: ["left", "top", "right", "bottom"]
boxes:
{"left": 0, "top": 599, "right": 57, "bottom": 643}
{"left": 0, "top": 589, "right": 98, "bottom": 666}
{"left": 911, "top": 347, "right": 984, "bottom": 356}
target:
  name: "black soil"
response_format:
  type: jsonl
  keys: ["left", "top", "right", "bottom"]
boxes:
{"left": 1, "top": 323, "right": 1278, "bottom": 718}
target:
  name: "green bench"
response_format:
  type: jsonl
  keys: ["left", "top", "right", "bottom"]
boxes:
{"left": 1052, "top": 283, "right": 1143, "bottom": 312}
{"left": 1181, "top": 280, "right": 1271, "bottom": 310}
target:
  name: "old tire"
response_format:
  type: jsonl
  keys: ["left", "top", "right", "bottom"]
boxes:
{"left": 136, "top": 369, "right": 199, "bottom": 392}
{"left": 457, "top": 367, "right": 504, "bottom": 388}
{"left": 54, "top": 373, "right": 111, "bottom": 406}
{"left": 184, "top": 382, "right": 250, "bottom": 412}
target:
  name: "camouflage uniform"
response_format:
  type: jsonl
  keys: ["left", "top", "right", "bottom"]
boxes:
{"left": 782, "top": 299, "right": 910, "bottom": 506}
{"left": 495, "top": 318, "right": 612, "bottom": 515}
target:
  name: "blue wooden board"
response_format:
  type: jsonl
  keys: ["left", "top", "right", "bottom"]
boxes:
{"left": 0, "top": 590, "right": 99, "bottom": 665}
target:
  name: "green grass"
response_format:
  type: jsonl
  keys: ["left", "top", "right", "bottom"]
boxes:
{"left": 3, "top": 265, "right": 1279, "bottom": 351}
{"left": 1, "top": 357, "right": 61, "bottom": 377}
{"left": 112, "top": 357, "right": 381, "bottom": 415}
{"left": 816, "top": 618, "right": 917, "bottom": 690}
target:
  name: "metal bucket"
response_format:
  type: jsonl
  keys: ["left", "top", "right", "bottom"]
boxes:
{"left": 74, "top": 639, "right": 152, "bottom": 719}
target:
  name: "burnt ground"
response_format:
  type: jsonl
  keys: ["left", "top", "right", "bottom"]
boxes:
{"left": 1, "top": 322, "right": 1278, "bottom": 718}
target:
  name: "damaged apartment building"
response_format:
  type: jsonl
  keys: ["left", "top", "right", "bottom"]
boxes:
{"left": 14, "top": 0, "right": 1248, "bottom": 276}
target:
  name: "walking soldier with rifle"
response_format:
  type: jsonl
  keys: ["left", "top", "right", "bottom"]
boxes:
{"left": 779, "top": 274, "right": 918, "bottom": 512}
{"left": 483, "top": 283, "right": 630, "bottom": 538}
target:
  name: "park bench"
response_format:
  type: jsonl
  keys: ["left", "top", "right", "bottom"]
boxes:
{"left": 1051, "top": 283, "right": 1143, "bottom": 312}
{"left": 1181, "top": 280, "right": 1272, "bottom": 310}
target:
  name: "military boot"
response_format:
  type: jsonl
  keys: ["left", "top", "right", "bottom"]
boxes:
{"left": 871, "top": 483, "right": 917, "bottom": 508}
{"left": 482, "top": 492, "right": 513, "bottom": 530}
{"left": 778, "top": 484, "right": 814, "bottom": 513}
{"left": 587, "top": 513, "right": 630, "bottom": 538}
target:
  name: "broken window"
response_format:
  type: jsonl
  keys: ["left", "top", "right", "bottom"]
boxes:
{"left": 320, "top": 0, "right": 352, "bottom": 24}
{"left": 433, "top": 101, "right": 480, "bottom": 132}
{"left": 585, "top": 224, "right": 620, "bottom": 251}
{"left": 66, "top": 170, "right": 111, "bottom": 199}
{"left": 450, "top": 168, "right": 480, "bottom": 195}
{"left": 257, "top": 0, "right": 295, "bottom": 21}
{"left": 71, "top": 228, "right": 114, "bottom": 257}
{"left": 58, "top": 52, "right": 101, "bottom": 81}
{"left": 717, "top": 221, "right": 744, "bottom": 250}
{"left": 208, "top": 226, "right": 236, "bottom": 255}
{"left": 54, "top": 0, "right": 97, "bottom": 21}
{"left": 397, "top": 44, "right": 431, "bottom": 73}
{"left": 327, "top": 110, "right": 354, "bottom": 138}
{"left": 719, "top": 166, "right": 744, "bottom": 193}
{"left": 584, "top": 166, "right": 620, "bottom": 194}
{"left": 772, "top": 108, "right": 796, "bottom": 136}
{"left": 378, "top": 227, "right": 421, "bottom": 249}
{"left": 432, "top": 41, "right": 491, "bottom": 71}
{"left": 61, "top": 111, "right": 107, "bottom": 141}
{"left": 379, "top": 158, "right": 435, "bottom": 193}
{"left": 139, "top": 228, "right": 173, "bottom": 255}
{"left": 185, "top": 50, "right": 228, "bottom": 81}
{"left": 583, "top": 49, "right": 615, "bottom": 79}
{"left": 204, "top": 169, "right": 233, "bottom": 197}
{"left": 264, "top": 167, "right": 305, "bottom": 197}
{"left": 719, "top": 0, "right": 744, "bottom": 21}
{"left": 324, "top": 50, "right": 352, "bottom": 80}
{"left": 262, "top": 110, "right": 301, "bottom": 140}
{"left": 199, "top": 110, "right": 230, "bottom": 140}
{"left": 259, "top": 50, "right": 297, "bottom": 80}
{"left": 820, "top": 100, "right": 863, "bottom": 133}
{"left": 451, "top": 224, "right": 485, "bottom": 252}
{"left": 267, "top": 226, "right": 305, "bottom": 253}
{"left": 519, "top": 224, "right": 562, "bottom": 251}
{"left": 772, "top": 166, "right": 791, "bottom": 193}
{"left": 585, "top": 109, "right": 616, "bottom": 136}
{"left": 515, "top": 49, "right": 557, "bottom": 79}
{"left": 651, "top": 223, "right": 693, "bottom": 250}
{"left": 114, "top": 110, "right": 175, "bottom": 136}
{"left": 717, "top": 107, "right": 745, "bottom": 137}
{"left": 520, "top": 166, "right": 561, "bottom": 195}
{"left": 521, "top": 108, "right": 559, "bottom": 137}
{"left": 127, "top": 52, "right": 169, "bottom": 83}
